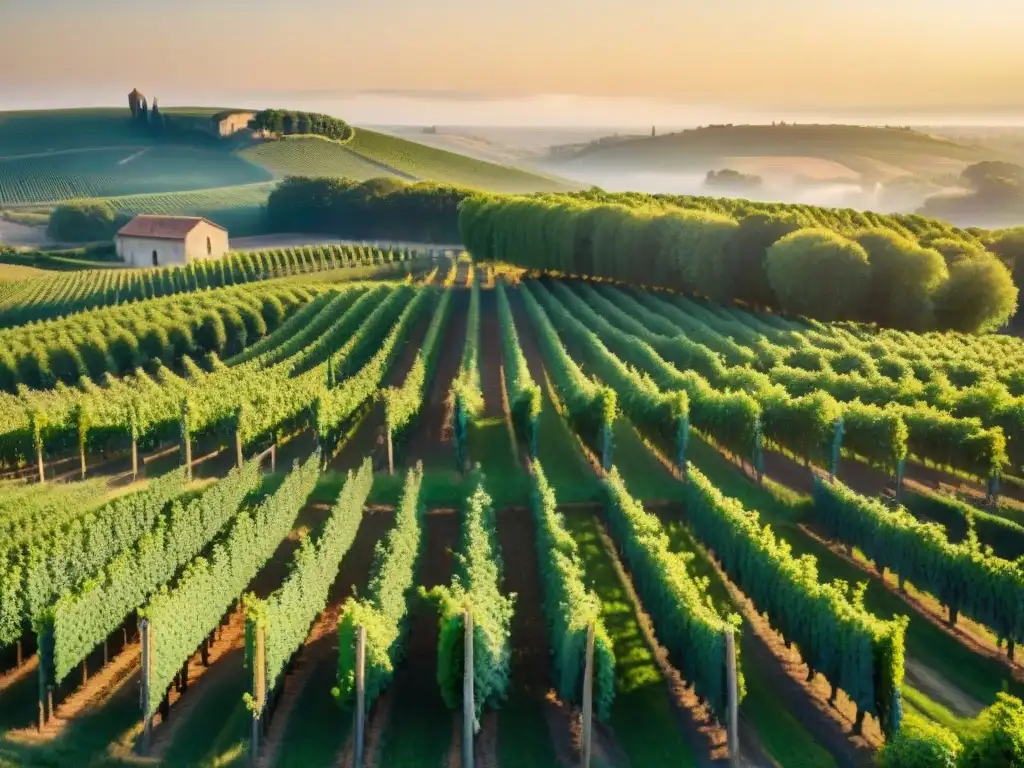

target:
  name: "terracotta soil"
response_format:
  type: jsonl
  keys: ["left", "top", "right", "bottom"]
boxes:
{"left": 257, "top": 506, "right": 396, "bottom": 768}
{"left": 368, "top": 508, "right": 459, "bottom": 765}
{"left": 494, "top": 507, "right": 579, "bottom": 765}
{"left": 403, "top": 290, "right": 468, "bottom": 470}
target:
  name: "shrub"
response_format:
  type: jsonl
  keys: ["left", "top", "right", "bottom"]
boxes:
{"left": 765, "top": 228, "right": 871, "bottom": 321}
{"left": 878, "top": 715, "right": 961, "bottom": 768}
{"left": 47, "top": 202, "right": 119, "bottom": 242}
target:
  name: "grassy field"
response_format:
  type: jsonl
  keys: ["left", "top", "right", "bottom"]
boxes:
{"left": 550, "top": 123, "right": 997, "bottom": 182}
{"left": 0, "top": 109, "right": 569, "bottom": 213}
{"left": 240, "top": 136, "right": 406, "bottom": 181}
{"left": 348, "top": 128, "right": 572, "bottom": 192}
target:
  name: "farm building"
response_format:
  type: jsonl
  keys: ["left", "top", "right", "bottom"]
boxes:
{"left": 115, "top": 215, "right": 229, "bottom": 267}
{"left": 214, "top": 111, "right": 256, "bottom": 137}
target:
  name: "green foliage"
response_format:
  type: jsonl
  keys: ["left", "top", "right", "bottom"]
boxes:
{"left": 250, "top": 110, "right": 354, "bottom": 142}
{"left": 530, "top": 462, "right": 615, "bottom": 720}
{"left": 427, "top": 481, "right": 514, "bottom": 724}
{"left": 450, "top": 280, "right": 483, "bottom": 467}
{"left": 855, "top": 229, "right": 948, "bottom": 330}
{"left": 246, "top": 458, "right": 373, "bottom": 715}
{"left": 335, "top": 464, "right": 424, "bottom": 708}
{"left": 813, "top": 476, "right": 1024, "bottom": 654}
{"left": 879, "top": 713, "right": 962, "bottom": 768}
{"left": 765, "top": 228, "right": 871, "bottom": 321}
{"left": 383, "top": 288, "right": 453, "bottom": 438}
{"left": 538, "top": 280, "right": 689, "bottom": 463}
{"left": 141, "top": 453, "right": 320, "bottom": 716}
{"left": 602, "top": 466, "right": 740, "bottom": 721}
{"left": 934, "top": 255, "right": 1018, "bottom": 333}
{"left": 265, "top": 176, "right": 473, "bottom": 243}
{"left": 38, "top": 458, "right": 264, "bottom": 685}
{"left": 317, "top": 287, "right": 435, "bottom": 452}
{"left": 959, "top": 693, "right": 1024, "bottom": 767}
{"left": 0, "top": 242, "right": 420, "bottom": 328}
{"left": 685, "top": 466, "right": 907, "bottom": 736}
{"left": 0, "top": 469, "right": 187, "bottom": 649}
{"left": 519, "top": 282, "right": 616, "bottom": 458}
{"left": 46, "top": 200, "right": 122, "bottom": 242}
{"left": 495, "top": 282, "right": 541, "bottom": 455}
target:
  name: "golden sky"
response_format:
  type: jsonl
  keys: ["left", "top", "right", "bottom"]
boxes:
{"left": 2, "top": 0, "right": 1023, "bottom": 113}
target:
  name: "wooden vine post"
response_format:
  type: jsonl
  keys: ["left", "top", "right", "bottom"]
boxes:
{"left": 140, "top": 618, "right": 153, "bottom": 753}
{"left": 181, "top": 401, "right": 192, "bottom": 481}
{"left": 581, "top": 622, "right": 595, "bottom": 768}
{"left": 235, "top": 405, "right": 246, "bottom": 469}
{"left": 725, "top": 630, "right": 740, "bottom": 765}
{"left": 251, "top": 623, "right": 267, "bottom": 765}
{"left": 250, "top": 622, "right": 267, "bottom": 765}
{"left": 37, "top": 631, "right": 51, "bottom": 731}
{"left": 130, "top": 400, "right": 141, "bottom": 482}
{"left": 387, "top": 427, "right": 395, "bottom": 476}
{"left": 463, "top": 610, "right": 475, "bottom": 768}
{"left": 354, "top": 624, "right": 367, "bottom": 766}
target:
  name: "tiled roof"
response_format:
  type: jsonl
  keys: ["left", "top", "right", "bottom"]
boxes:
{"left": 116, "top": 215, "right": 225, "bottom": 240}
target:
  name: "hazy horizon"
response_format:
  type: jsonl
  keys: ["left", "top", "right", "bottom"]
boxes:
{"left": 3, "top": 0, "right": 1024, "bottom": 127}
{"left": 2, "top": 88, "right": 1024, "bottom": 129}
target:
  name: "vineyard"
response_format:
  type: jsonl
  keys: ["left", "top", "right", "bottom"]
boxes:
{"left": 1, "top": 252, "right": 1024, "bottom": 768}
{"left": 0, "top": 146, "right": 271, "bottom": 206}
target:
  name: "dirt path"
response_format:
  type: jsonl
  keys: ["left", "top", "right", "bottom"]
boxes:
{"left": 404, "top": 291, "right": 468, "bottom": 471}
{"left": 494, "top": 507, "right": 573, "bottom": 765}
{"left": 370, "top": 509, "right": 459, "bottom": 767}
{"left": 478, "top": 289, "right": 505, "bottom": 421}
{"left": 257, "top": 507, "right": 395, "bottom": 768}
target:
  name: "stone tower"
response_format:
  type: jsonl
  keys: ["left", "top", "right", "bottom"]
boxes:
{"left": 128, "top": 88, "right": 145, "bottom": 118}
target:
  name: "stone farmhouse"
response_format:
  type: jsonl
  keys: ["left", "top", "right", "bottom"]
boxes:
{"left": 115, "top": 215, "right": 229, "bottom": 267}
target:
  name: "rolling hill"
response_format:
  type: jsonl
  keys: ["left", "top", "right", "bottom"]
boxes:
{"left": 0, "top": 108, "right": 571, "bottom": 215}
{"left": 547, "top": 123, "right": 999, "bottom": 183}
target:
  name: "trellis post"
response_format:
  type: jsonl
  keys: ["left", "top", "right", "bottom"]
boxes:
{"left": 354, "top": 624, "right": 367, "bottom": 766}
{"left": 463, "top": 610, "right": 474, "bottom": 768}
{"left": 725, "top": 631, "right": 739, "bottom": 765}
{"left": 141, "top": 618, "right": 153, "bottom": 753}
{"left": 250, "top": 623, "right": 266, "bottom": 765}
{"left": 581, "top": 623, "right": 595, "bottom": 768}
{"left": 387, "top": 429, "right": 394, "bottom": 476}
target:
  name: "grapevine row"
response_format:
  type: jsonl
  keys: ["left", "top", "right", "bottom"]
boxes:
{"left": 336, "top": 464, "right": 424, "bottom": 707}
{"left": 140, "top": 453, "right": 320, "bottom": 716}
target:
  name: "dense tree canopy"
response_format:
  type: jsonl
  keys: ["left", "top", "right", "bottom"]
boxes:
{"left": 249, "top": 110, "right": 354, "bottom": 142}
{"left": 765, "top": 228, "right": 871, "bottom": 321}
{"left": 855, "top": 228, "right": 948, "bottom": 330}
{"left": 266, "top": 176, "right": 470, "bottom": 243}
{"left": 934, "top": 253, "right": 1018, "bottom": 332}
{"left": 46, "top": 201, "right": 128, "bottom": 242}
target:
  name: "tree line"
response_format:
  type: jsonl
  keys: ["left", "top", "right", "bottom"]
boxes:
{"left": 249, "top": 110, "right": 354, "bottom": 142}
{"left": 265, "top": 176, "right": 467, "bottom": 242}
{"left": 460, "top": 194, "right": 1018, "bottom": 333}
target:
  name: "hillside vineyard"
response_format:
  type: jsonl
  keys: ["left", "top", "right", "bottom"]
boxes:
{"left": 1, "top": 251, "right": 1023, "bottom": 767}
